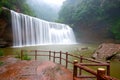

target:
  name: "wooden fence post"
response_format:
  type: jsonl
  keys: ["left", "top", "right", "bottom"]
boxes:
{"left": 21, "top": 50, "right": 23, "bottom": 60}
{"left": 60, "top": 51, "right": 62, "bottom": 64}
{"left": 73, "top": 60, "right": 78, "bottom": 80}
{"left": 53, "top": 51, "right": 55, "bottom": 62}
{"left": 35, "top": 50, "right": 37, "bottom": 60}
{"left": 66, "top": 52, "right": 68, "bottom": 68}
{"left": 97, "top": 68, "right": 106, "bottom": 80}
{"left": 79, "top": 56, "right": 83, "bottom": 75}
{"left": 107, "top": 61, "right": 110, "bottom": 76}
{"left": 80, "top": 56, "right": 83, "bottom": 63}
{"left": 49, "top": 51, "right": 51, "bottom": 61}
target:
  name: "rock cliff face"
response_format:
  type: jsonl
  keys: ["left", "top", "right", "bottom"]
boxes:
{"left": 0, "top": 19, "right": 7, "bottom": 38}
{"left": 0, "top": 10, "right": 13, "bottom": 47}
{"left": 92, "top": 43, "right": 120, "bottom": 60}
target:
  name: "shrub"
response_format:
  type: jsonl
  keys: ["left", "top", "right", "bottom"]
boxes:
{"left": 15, "top": 51, "right": 31, "bottom": 60}
{"left": 21, "top": 53, "right": 31, "bottom": 60}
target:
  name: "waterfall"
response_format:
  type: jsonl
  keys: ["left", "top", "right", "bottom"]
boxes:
{"left": 11, "top": 10, "right": 76, "bottom": 47}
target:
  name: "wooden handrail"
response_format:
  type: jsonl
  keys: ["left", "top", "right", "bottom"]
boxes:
{"left": 75, "top": 64, "right": 97, "bottom": 76}
{"left": 78, "top": 63, "right": 109, "bottom": 66}
{"left": 20, "top": 49, "right": 110, "bottom": 67}
{"left": 20, "top": 50, "right": 116, "bottom": 80}
{"left": 73, "top": 60, "right": 117, "bottom": 80}
{"left": 82, "top": 57, "right": 105, "bottom": 63}
{"left": 68, "top": 54, "right": 80, "bottom": 58}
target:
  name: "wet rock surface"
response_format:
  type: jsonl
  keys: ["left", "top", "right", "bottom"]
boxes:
{"left": 92, "top": 43, "right": 120, "bottom": 60}
{"left": 0, "top": 56, "right": 73, "bottom": 80}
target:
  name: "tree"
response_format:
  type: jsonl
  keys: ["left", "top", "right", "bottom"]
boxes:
{"left": 58, "top": 0, "right": 120, "bottom": 42}
{"left": 111, "top": 19, "right": 120, "bottom": 40}
{"left": 0, "top": 0, "right": 34, "bottom": 16}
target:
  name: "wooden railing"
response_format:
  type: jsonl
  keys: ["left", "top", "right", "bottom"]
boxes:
{"left": 20, "top": 50, "right": 118, "bottom": 80}
{"left": 21, "top": 50, "right": 80, "bottom": 69}
{"left": 73, "top": 60, "right": 118, "bottom": 80}
{"left": 73, "top": 57, "right": 119, "bottom": 80}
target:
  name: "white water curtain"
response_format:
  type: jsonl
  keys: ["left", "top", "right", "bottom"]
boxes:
{"left": 11, "top": 10, "right": 76, "bottom": 47}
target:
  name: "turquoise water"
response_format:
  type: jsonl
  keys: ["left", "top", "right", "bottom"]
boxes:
{"left": 2, "top": 44, "right": 120, "bottom": 79}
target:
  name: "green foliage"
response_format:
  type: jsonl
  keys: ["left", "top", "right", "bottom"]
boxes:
{"left": 21, "top": 53, "right": 31, "bottom": 60}
{"left": 59, "top": 0, "right": 120, "bottom": 24}
{"left": 110, "top": 19, "right": 120, "bottom": 40}
{"left": 59, "top": 0, "right": 120, "bottom": 41}
{"left": 15, "top": 52, "right": 31, "bottom": 60}
{"left": 0, "top": 49, "right": 4, "bottom": 56}
{"left": 0, "top": 0, "right": 34, "bottom": 16}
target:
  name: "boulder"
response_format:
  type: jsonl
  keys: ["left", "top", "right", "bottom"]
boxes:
{"left": 92, "top": 43, "right": 120, "bottom": 60}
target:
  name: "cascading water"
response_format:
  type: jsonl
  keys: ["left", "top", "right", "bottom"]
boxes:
{"left": 11, "top": 10, "right": 76, "bottom": 47}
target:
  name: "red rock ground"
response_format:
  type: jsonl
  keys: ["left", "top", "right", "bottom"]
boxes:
{"left": 0, "top": 56, "right": 75, "bottom": 80}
